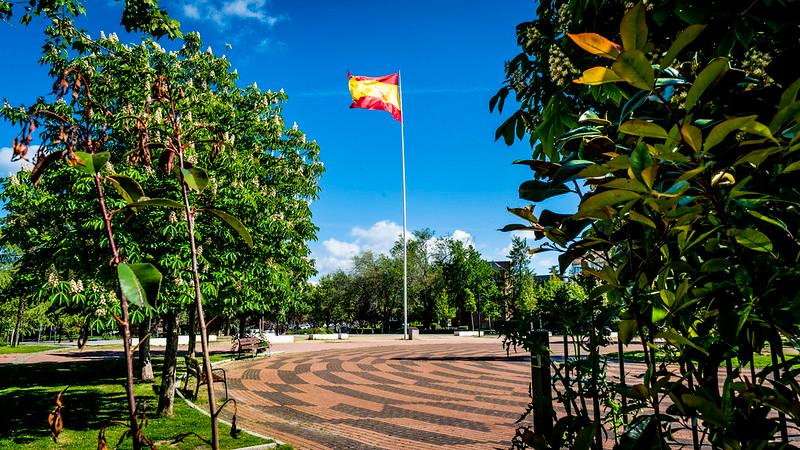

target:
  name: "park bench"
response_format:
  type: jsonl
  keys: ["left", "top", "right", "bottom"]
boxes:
{"left": 234, "top": 336, "right": 270, "bottom": 358}
{"left": 183, "top": 355, "right": 228, "bottom": 400}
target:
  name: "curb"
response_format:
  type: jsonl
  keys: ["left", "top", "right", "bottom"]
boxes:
{"left": 175, "top": 388, "right": 286, "bottom": 449}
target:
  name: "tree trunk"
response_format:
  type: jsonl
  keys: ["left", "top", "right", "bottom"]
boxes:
{"left": 187, "top": 304, "right": 197, "bottom": 357}
{"left": 138, "top": 318, "right": 155, "bottom": 382}
{"left": 11, "top": 297, "right": 24, "bottom": 347}
{"left": 239, "top": 314, "right": 247, "bottom": 339}
{"left": 157, "top": 312, "right": 179, "bottom": 416}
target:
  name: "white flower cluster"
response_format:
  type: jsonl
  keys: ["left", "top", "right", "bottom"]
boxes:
{"left": 548, "top": 45, "right": 578, "bottom": 87}
{"left": 46, "top": 267, "right": 60, "bottom": 286}
{"left": 69, "top": 279, "right": 85, "bottom": 294}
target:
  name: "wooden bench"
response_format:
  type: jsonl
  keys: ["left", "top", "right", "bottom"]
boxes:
{"left": 235, "top": 336, "right": 270, "bottom": 358}
{"left": 183, "top": 355, "right": 228, "bottom": 400}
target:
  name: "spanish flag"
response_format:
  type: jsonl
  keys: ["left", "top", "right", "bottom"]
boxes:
{"left": 348, "top": 72, "right": 402, "bottom": 122}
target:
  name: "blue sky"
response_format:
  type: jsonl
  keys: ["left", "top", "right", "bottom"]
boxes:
{"left": 0, "top": 0, "right": 568, "bottom": 275}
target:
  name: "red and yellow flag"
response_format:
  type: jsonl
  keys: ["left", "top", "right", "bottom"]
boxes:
{"left": 348, "top": 72, "right": 402, "bottom": 122}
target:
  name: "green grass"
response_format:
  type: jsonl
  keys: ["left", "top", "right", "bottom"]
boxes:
{"left": 0, "top": 345, "right": 63, "bottom": 354}
{"left": 606, "top": 350, "right": 798, "bottom": 368}
{"left": 0, "top": 355, "right": 272, "bottom": 449}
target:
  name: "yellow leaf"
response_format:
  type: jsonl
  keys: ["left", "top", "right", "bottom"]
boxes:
{"left": 680, "top": 123, "right": 703, "bottom": 153}
{"left": 573, "top": 67, "right": 624, "bottom": 85}
{"left": 567, "top": 33, "right": 622, "bottom": 60}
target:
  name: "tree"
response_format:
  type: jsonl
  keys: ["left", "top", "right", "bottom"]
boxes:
{"left": 499, "top": 1, "right": 800, "bottom": 447}
{"left": 1, "top": 14, "right": 322, "bottom": 449}
{"left": 432, "top": 288, "right": 455, "bottom": 328}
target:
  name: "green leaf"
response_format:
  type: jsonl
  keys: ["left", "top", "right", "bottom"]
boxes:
{"left": 203, "top": 208, "right": 254, "bottom": 249}
{"left": 601, "top": 178, "right": 649, "bottom": 193}
{"left": 629, "top": 210, "right": 656, "bottom": 228}
{"left": 729, "top": 228, "right": 772, "bottom": 253}
{"left": 618, "top": 415, "right": 663, "bottom": 450}
{"left": 180, "top": 167, "right": 209, "bottom": 192}
{"left": 651, "top": 304, "right": 668, "bottom": 323}
{"left": 656, "top": 331, "right": 708, "bottom": 355}
{"left": 117, "top": 263, "right": 162, "bottom": 309}
{"left": 768, "top": 101, "right": 800, "bottom": 133}
{"left": 619, "top": 120, "right": 668, "bottom": 139}
{"left": 507, "top": 206, "right": 538, "bottom": 223}
{"left": 631, "top": 142, "right": 653, "bottom": 176}
{"left": 126, "top": 198, "right": 184, "bottom": 209}
{"left": 105, "top": 175, "right": 144, "bottom": 204}
{"left": 685, "top": 58, "right": 729, "bottom": 112}
{"left": 518, "top": 180, "right": 570, "bottom": 202}
{"left": 578, "top": 110, "right": 612, "bottom": 127}
{"left": 659, "top": 24, "right": 706, "bottom": 69}
{"left": 499, "top": 224, "right": 539, "bottom": 233}
{"left": 620, "top": 2, "right": 647, "bottom": 51}
{"left": 779, "top": 77, "right": 800, "bottom": 110}
{"left": 612, "top": 50, "right": 654, "bottom": 91}
{"left": 578, "top": 190, "right": 641, "bottom": 217}
{"left": 782, "top": 160, "right": 800, "bottom": 174}
{"left": 73, "top": 151, "right": 111, "bottom": 175}
{"left": 747, "top": 210, "right": 788, "bottom": 231}
{"left": 703, "top": 115, "right": 757, "bottom": 150}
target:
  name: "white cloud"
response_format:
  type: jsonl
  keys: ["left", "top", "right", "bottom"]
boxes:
{"left": 323, "top": 238, "right": 359, "bottom": 259}
{"left": 451, "top": 229, "right": 474, "bottom": 247}
{"left": 313, "top": 220, "right": 407, "bottom": 276}
{"left": 181, "top": 0, "right": 285, "bottom": 28}
{"left": 183, "top": 4, "right": 201, "bottom": 18}
{"left": 0, "top": 147, "right": 33, "bottom": 176}
{"left": 352, "top": 220, "right": 404, "bottom": 254}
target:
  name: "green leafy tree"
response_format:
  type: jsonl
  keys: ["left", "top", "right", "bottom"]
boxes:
{"left": 1, "top": 14, "right": 321, "bottom": 450}
{"left": 499, "top": 1, "right": 800, "bottom": 448}
{"left": 432, "top": 288, "right": 455, "bottom": 328}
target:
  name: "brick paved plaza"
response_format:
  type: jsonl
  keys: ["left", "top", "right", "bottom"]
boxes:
{"left": 220, "top": 338, "right": 533, "bottom": 449}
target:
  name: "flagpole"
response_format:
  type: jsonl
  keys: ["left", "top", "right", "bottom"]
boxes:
{"left": 399, "top": 70, "right": 408, "bottom": 341}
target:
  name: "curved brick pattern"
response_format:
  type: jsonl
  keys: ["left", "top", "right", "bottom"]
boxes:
{"left": 222, "top": 342, "right": 532, "bottom": 449}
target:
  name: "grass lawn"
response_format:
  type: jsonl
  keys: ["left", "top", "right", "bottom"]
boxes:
{"left": 0, "top": 345, "right": 63, "bottom": 354}
{"left": 0, "top": 354, "right": 276, "bottom": 449}
{"left": 607, "top": 350, "right": 799, "bottom": 368}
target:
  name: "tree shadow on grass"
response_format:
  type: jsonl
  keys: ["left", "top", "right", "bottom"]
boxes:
{"left": 0, "top": 358, "right": 151, "bottom": 445}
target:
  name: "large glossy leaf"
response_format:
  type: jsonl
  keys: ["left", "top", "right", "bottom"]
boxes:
{"left": 659, "top": 24, "right": 706, "bottom": 69}
{"left": 612, "top": 50, "right": 654, "bottom": 91}
{"left": 573, "top": 67, "right": 624, "bottom": 85}
{"left": 578, "top": 190, "right": 641, "bottom": 216}
{"left": 567, "top": 33, "right": 621, "bottom": 60}
{"left": 117, "top": 263, "right": 162, "bottom": 308}
{"left": 519, "top": 180, "right": 570, "bottom": 202}
{"left": 618, "top": 415, "right": 664, "bottom": 450}
{"left": 620, "top": 2, "right": 647, "bottom": 51}
{"left": 507, "top": 206, "right": 538, "bottom": 223}
{"left": 204, "top": 208, "right": 254, "bottom": 248}
{"left": 73, "top": 151, "right": 110, "bottom": 175}
{"left": 619, "top": 120, "right": 668, "bottom": 139}
{"left": 180, "top": 167, "right": 209, "bottom": 192}
{"left": 105, "top": 175, "right": 144, "bottom": 204}
{"left": 618, "top": 318, "right": 637, "bottom": 345}
{"left": 703, "top": 115, "right": 756, "bottom": 150}
{"left": 729, "top": 228, "right": 772, "bottom": 253}
{"left": 685, "top": 58, "right": 729, "bottom": 112}
{"left": 680, "top": 123, "right": 703, "bottom": 153}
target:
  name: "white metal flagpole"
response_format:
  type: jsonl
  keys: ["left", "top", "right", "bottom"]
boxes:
{"left": 398, "top": 70, "right": 408, "bottom": 340}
